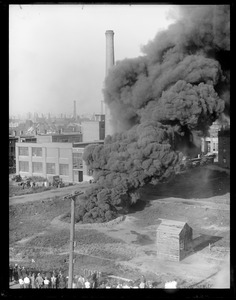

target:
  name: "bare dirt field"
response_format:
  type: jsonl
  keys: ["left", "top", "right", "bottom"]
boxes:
{"left": 9, "top": 165, "right": 230, "bottom": 288}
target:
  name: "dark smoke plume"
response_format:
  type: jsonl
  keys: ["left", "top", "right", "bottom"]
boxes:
{"left": 79, "top": 5, "right": 229, "bottom": 223}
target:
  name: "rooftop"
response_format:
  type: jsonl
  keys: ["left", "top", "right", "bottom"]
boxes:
{"left": 73, "top": 140, "right": 104, "bottom": 148}
{"left": 37, "top": 132, "right": 82, "bottom": 136}
{"left": 157, "top": 219, "right": 189, "bottom": 235}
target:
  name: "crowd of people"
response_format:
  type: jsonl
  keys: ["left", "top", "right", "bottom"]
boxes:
{"left": 10, "top": 264, "right": 67, "bottom": 289}
{"left": 9, "top": 264, "right": 159, "bottom": 289}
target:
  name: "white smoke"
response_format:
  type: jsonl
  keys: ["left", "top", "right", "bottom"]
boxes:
{"left": 211, "top": 255, "right": 230, "bottom": 288}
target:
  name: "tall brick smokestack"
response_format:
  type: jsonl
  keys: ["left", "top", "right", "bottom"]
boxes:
{"left": 105, "top": 30, "right": 115, "bottom": 136}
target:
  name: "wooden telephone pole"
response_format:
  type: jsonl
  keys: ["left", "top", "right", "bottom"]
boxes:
{"left": 64, "top": 190, "right": 83, "bottom": 288}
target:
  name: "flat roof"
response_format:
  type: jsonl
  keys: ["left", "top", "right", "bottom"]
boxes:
{"left": 16, "top": 142, "right": 73, "bottom": 148}
{"left": 19, "top": 135, "right": 36, "bottom": 138}
{"left": 16, "top": 140, "right": 104, "bottom": 148}
{"left": 37, "top": 132, "right": 82, "bottom": 136}
{"left": 9, "top": 136, "right": 19, "bottom": 139}
{"left": 73, "top": 140, "right": 104, "bottom": 147}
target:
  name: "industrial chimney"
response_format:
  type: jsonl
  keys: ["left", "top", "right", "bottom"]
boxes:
{"left": 105, "top": 30, "right": 115, "bottom": 73}
{"left": 73, "top": 100, "right": 77, "bottom": 120}
{"left": 105, "top": 30, "right": 115, "bottom": 137}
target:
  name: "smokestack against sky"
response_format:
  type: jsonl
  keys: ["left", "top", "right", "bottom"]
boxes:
{"left": 73, "top": 100, "right": 76, "bottom": 120}
{"left": 105, "top": 30, "right": 115, "bottom": 136}
{"left": 105, "top": 30, "right": 115, "bottom": 73}
{"left": 81, "top": 5, "right": 230, "bottom": 223}
{"left": 104, "top": 5, "right": 229, "bottom": 130}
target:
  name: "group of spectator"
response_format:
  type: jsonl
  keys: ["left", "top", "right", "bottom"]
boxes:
{"left": 9, "top": 264, "right": 158, "bottom": 289}
{"left": 9, "top": 264, "right": 68, "bottom": 289}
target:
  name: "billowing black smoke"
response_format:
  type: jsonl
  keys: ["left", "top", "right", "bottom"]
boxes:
{"left": 79, "top": 5, "right": 229, "bottom": 223}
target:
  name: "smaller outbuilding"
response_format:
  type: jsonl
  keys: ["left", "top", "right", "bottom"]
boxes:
{"left": 156, "top": 219, "right": 193, "bottom": 261}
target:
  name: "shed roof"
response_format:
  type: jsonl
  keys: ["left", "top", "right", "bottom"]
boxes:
{"left": 157, "top": 219, "right": 189, "bottom": 235}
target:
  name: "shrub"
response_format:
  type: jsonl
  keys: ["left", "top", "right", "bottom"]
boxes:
{"left": 85, "top": 200, "right": 96, "bottom": 211}
{"left": 105, "top": 210, "right": 116, "bottom": 221}
{"left": 82, "top": 212, "right": 93, "bottom": 223}
{"left": 75, "top": 204, "right": 86, "bottom": 218}
{"left": 91, "top": 207, "right": 99, "bottom": 219}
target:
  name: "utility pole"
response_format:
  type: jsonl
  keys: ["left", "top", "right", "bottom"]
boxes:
{"left": 64, "top": 190, "right": 83, "bottom": 288}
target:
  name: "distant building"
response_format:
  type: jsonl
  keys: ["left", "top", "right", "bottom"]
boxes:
{"left": 9, "top": 128, "right": 25, "bottom": 136}
{"left": 201, "top": 121, "right": 220, "bottom": 161}
{"left": 9, "top": 136, "right": 18, "bottom": 171}
{"left": 25, "top": 120, "right": 33, "bottom": 128}
{"left": 36, "top": 133, "right": 82, "bottom": 144}
{"left": 81, "top": 114, "right": 105, "bottom": 142}
{"left": 9, "top": 121, "right": 19, "bottom": 128}
{"left": 9, "top": 134, "right": 37, "bottom": 174}
{"left": 15, "top": 141, "right": 104, "bottom": 183}
{"left": 218, "top": 128, "right": 230, "bottom": 169}
{"left": 156, "top": 219, "right": 193, "bottom": 261}
{"left": 19, "top": 136, "right": 37, "bottom": 143}
{"left": 63, "top": 123, "right": 82, "bottom": 133}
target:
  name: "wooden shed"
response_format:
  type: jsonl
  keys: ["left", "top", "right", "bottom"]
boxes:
{"left": 156, "top": 219, "right": 193, "bottom": 261}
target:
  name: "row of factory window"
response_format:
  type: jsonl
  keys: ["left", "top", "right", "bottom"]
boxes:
{"left": 18, "top": 147, "right": 38, "bottom": 156}
{"left": 18, "top": 146, "right": 84, "bottom": 159}
{"left": 18, "top": 162, "right": 71, "bottom": 176}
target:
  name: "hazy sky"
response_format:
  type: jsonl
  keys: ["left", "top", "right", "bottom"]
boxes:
{"left": 9, "top": 4, "right": 179, "bottom": 117}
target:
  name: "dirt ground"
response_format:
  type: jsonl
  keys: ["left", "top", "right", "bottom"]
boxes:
{"left": 9, "top": 165, "right": 230, "bottom": 288}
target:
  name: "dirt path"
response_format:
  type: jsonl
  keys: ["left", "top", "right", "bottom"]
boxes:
{"left": 152, "top": 196, "right": 230, "bottom": 211}
{"left": 9, "top": 182, "right": 90, "bottom": 205}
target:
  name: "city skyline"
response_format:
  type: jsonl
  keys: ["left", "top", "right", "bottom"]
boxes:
{"left": 9, "top": 4, "right": 178, "bottom": 117}
{"left": 9, "top": 110, "right": 104, "bottom": 121}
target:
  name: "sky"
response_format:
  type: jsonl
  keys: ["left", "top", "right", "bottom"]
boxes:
{"left": 9, "top": 4, "right": 179, "bottom": 118}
